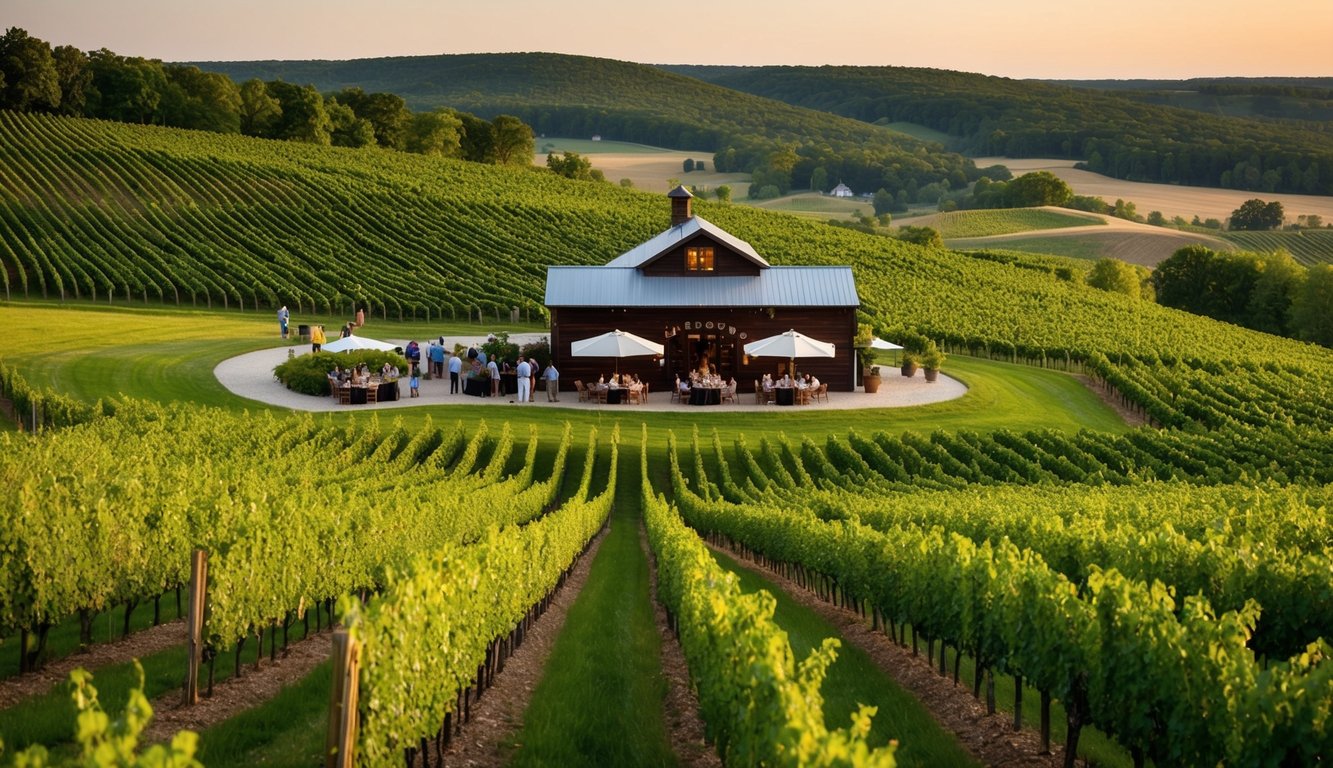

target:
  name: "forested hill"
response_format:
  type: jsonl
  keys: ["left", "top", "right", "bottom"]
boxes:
{"left": 661, "top": 64, "right": 1333, "bottom": 196}
{"left": 191, "top": 53, "right": 980, "bottom": 197}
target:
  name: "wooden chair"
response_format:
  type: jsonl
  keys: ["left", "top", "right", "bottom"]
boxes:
{"left": 575, "top": 380, "right": 589, "bottom": 402}
{"left": 754, "top": 381, "right": 764, "bottom": 405}
{"left": 337, "top": 386, "right": 351, "bottom": 406}
{"left": 365, "top": 384, "right": 379, "bottom": 405}
{"left": 814, "top": 383, "right": 828, "bottom": 404}
{"left": 721, "top": 384, "right": 735, "bottom": 404}
{"left": 628, "top": 385, "right": 642, "bottom": 405}
{"left": 669, "top": 378, "right": 681, "bottom": 404}
{"left": 796, "top": 387, "right": 811, "bottom": 406}
{"left": 642, "top": 382, "right": 649, "bottom": 403}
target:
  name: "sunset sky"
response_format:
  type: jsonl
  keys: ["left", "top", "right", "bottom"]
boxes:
{"left": 7, "top": 0, "right": 1330, "bottom": 80}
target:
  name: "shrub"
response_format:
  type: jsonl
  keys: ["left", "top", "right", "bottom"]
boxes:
{"left": 274, "top": 350, "right": 405, "bottom": 395}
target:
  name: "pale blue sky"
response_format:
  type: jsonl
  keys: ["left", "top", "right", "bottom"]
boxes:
{"left": 6, "top": 0, "right": 1330, "bottom": 79}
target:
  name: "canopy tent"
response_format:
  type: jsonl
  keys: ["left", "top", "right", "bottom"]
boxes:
{"left": 321, "top": 334, "right": 400, "bottom": 354}
{"left": 743, "top": 329, "right": 835, "bottom": 379}
{"left": 869, "top": 337, "right": 903, "bottom": 351}
{"left": 570, "top": 329, "right": 664, "bottom": 377}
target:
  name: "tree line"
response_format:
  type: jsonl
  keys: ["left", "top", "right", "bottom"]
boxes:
{"left": 686, "top": 65, "right": 1333, "bottom": 197}
{"left": 0, "top": 27, "right": 534, "bottom": 164}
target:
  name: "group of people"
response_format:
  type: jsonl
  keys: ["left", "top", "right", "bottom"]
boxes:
{"left": 403, "top": 339, "right": 561, "bottom": 402}
{"left": 329, "top": 361, "right": 399, "bottom": 388}
{"left": 762, "top": 372, "right": 821, "bottom": 391}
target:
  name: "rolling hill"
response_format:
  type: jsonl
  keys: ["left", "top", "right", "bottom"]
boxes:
{"left": 1, "top": 110, "right": 1328, "bottom": 370}
{"left": 662, "top": 64, "right": 1333, "bottom": 196}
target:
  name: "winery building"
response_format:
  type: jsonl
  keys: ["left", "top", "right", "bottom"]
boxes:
{"left": 544, "top": 187, "right": 861, "bottom": 391}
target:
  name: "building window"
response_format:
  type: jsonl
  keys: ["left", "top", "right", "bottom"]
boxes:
{"left": 686, "top": 246, "right": 714, "bottom": 272}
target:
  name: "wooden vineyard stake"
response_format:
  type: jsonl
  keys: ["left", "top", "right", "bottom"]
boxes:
{"left": 326, "top": 628, "right": 361, "bottom": 768}
{"left": 183, "top": 548, "right": 207, "bottom": 706}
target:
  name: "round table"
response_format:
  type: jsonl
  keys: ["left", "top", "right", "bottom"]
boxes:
{"left": 690, "top": 387, "right": 722, "bottom": 406}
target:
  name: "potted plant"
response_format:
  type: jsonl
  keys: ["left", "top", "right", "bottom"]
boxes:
{"left": 863, "top": 364, "right": 882, "bottom": 393}
{"left": 901, "top": 352, "right": 921, "bottom": 378}
{"left": 921, "top": 344, "right": 946, "bottom": 383}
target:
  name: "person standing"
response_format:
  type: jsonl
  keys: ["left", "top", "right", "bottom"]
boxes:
{"left": 430, "top": 342, "right": 445, "bottom": 378}
{"left": 409, "top": 364, "right": 420, "bottom": 398}
{"left": 515, "top": 358, "right": 531, "bottom": 403}
{"left": 277, "top": 306, "right": 290, "bottom": 338}
{"left": 355, "top": 307, "right": 365, "bottom": 328}
{"left": 487, "top": 357, "right": 500, "bottom": 397}
{"left": 310, "top": 324, "right": 326, "bottom": 353}
{"left": 544, "top": 361, "right": 560, "bottom": 402}
{"left": 448, "top": 351, "right": 462, "bottom": 394}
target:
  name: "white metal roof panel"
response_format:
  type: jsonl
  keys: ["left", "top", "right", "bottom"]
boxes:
{"left": 545, "top": 266, "right": 858, "bottom": 307}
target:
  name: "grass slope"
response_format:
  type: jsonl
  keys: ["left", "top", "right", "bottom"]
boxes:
{"left": 927, "top": 209, "right": 1104, "bottom": 239}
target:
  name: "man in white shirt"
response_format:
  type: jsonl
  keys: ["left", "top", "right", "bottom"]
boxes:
{"left": 516, "top": 358, "right": 531, "bottom": 403}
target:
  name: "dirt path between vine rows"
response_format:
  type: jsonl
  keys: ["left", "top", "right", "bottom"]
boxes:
{"left": 142, "top": 623, "right": 334, "bottom": 745}
{"left": 709, "top": 544, "right": 1065, "bottom": 768}
{"left": 0, "top": 619, "right": 187, "bottom": 711}
{"left": 640, "top": 526, "right": 724, "bottom": 768}
{"left": 1077, "top": 374, "right": 1149, "bottom": 429}
{"left": 432, "top": 523, "right": 609, "bottom": 768}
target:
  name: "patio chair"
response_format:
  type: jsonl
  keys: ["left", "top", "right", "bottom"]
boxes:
{"left": 721, "top": 385, "right": 735, "bottom": 404}
{"left": 814, "top": 383, "right": 828, "bottom": 403}
{"left": 365, "top": 384, "right": 379, "bottom": 405}
{"left": 337, "top": 386, "right": 351, "bottom": 406}
{"left": 575, "top": 380, "right": 589, "bottom": 402}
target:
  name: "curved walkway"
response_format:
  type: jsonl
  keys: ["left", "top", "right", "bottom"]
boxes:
{"left": 215, "top": 339, "right": 967, "bottom": 413}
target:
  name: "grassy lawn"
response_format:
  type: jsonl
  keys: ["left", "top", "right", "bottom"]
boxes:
{"left": 1, "top": 304, "right": 1128, "bottom": 447}
{"left": 708, "top": 548, "right": 978, "bottom": 767}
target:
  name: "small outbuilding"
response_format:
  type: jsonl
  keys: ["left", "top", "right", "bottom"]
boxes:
{"left": 544, "top": 187, "right": 861, "bottom": 391}
{"left": 830, "top": 182, "right": 853, "bottom": 198}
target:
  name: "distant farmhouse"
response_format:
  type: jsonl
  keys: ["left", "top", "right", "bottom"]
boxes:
{"left": 830, "top": 182, "right": 853, "bottom": 198}
{"left": 591, "top": 134, "right": 602, "bottom": 141}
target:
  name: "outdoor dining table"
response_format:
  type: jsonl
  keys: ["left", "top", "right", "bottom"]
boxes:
{"left": 463, "top": 377, "right": 489, "bottom": 397}
{"left": 775, "top": 388, "right": 795, "bottom": 406}
{"left": 603, "top": 387, "right": 624, "bottom": 404}
{"left": 345, "top": 379, "right": 398, "bottom": 404}
{"left": 690, "top": 387, "right": 722, "bottom": 406}
{"left": 498, "top": 372, "right": 519, "bottom": 395}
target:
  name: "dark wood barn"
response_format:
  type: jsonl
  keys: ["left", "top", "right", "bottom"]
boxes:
{"left": 545, "top": 187, "right": 861, "bottom": 392}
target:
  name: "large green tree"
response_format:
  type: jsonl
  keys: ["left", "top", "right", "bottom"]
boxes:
{"left": 1229, "top": 198, "right": 1285, "bottom": 231}
{"left": 1246, "top": 251, "right": 1304, "bottom": 336}
{"left": 547, "top": 151, "right": 596, "bottom": 180}
{"left": 327, "top": 99, "right": 375, "bottom": 147}
{"left": 1003, "top": 170, "right": 1072, "bottom": 207}
{"left": 265, "top": 80, "right": 331, "bottom": 145}
{"left": 51, "top": 44, "right": 90, "bottom": 116}
{"left": 335, "top": 88, "right": 411, "bottom": 149}
{"left": 0, "top": 27, "right": 61, "bottom": 111}
{"left": 490, "top": 114, "right": 533, "bottom": 166}
{"left": 160, "top": 65, "right": 241, "bottom": 133}
{"left": 405, "top": 109, "right": 463, "bottom": 156}
{"left": 1087, "top": 258, "right": 1143, "bottom": 299}
{"left": 1290, "top": 264, "right": 1333, "bottom": 346}
{"left": 86, "top": 50, "right": 166, "bottom": 124}
{"left": 239, "top": 78, "right": 281, "bottom": 137}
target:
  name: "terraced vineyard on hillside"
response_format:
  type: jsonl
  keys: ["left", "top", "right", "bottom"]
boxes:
{"left": 2, "top": 112, "right": 1329, "bottom": 370}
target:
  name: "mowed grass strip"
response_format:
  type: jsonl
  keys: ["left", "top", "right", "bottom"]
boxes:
{"left": 931, "top": 209, "right": 1104, "bottom": 239}
{"left": 507, "top": 441, "right": 676, "bottom": 766}
{"left": 707, "top": 548, "right": 979, "bottom": 767}
{"left": 194, "top": 660, "right": 331, "bottom": 768}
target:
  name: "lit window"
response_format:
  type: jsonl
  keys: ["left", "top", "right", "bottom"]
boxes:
{"left": 686, "top": 247, "right": 714, "bottom": 272}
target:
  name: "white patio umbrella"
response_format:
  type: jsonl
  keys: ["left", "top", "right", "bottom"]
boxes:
{"left": 321, "top": 334, "right": 400, "bottom": 353}
{"left": 570, "top": 329, "right": 664, "bottom": 376}
{"left": 870, "top": 337, "right": 903, "bottom": 351}
{"left": 743, "top": 329, "right": 835, "bottom": 378}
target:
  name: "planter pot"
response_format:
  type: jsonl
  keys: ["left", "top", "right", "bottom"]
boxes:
{"left": 863, "top": 374, "right": 882, "bottom": 393}
{"left": 924, "top": 367, "right": 939, "bottom": 383}
{"left": 901, "top": 362, "right": 918, "bottom": 378}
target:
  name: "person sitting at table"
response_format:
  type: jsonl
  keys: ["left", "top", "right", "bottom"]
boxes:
{"left": 762, "top": 374, "right": 773, "bottom": 392}
{"left": 678, "top": 376, "right": 691, "bottom": 394}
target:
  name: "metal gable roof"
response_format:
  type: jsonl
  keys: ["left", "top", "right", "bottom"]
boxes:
{"left": 604, "top": 216, "right": 770, "bottom": 269}
{"left": 544, "top": 266, "right": 859, "bottom": 308}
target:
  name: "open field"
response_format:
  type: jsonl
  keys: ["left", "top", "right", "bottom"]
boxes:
{"left": 974, "top": 157, "right": 1333, "bottom": 224}
{"left": 533, "top": 138, "right": 750, "bottom": 197}
{"left": 918, "top": 207, "right": 1234, "bottom": 266}
{"left": 923, "top": 208, "right": 1106, "bottom": 239}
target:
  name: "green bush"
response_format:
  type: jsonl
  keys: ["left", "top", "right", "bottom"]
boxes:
{"left": 274, "top": 350, "right": 405, "bottom": 395}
